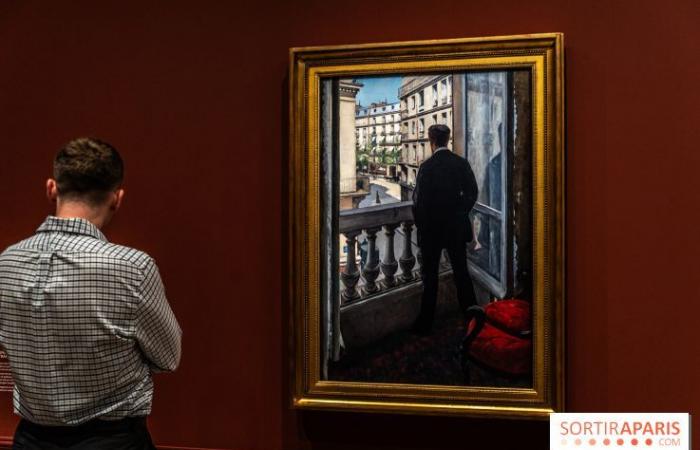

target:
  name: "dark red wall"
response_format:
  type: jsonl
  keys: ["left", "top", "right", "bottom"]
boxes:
{"left": 0, "top": 1, "right": 698, "bottom": 449}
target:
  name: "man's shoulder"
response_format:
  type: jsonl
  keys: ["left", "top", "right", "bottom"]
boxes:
{"left": 1, "top": 236, "right": 36, "bottom": 254}
{"left": 442, "top": 151, "right": 474, "bottom": 173}
{"left": 422, "top": 150, "right": 469, "bottom": 169}
{"left": 419, "top": 152, "right": 441, "bottom": 171}
{"left": 1, "top": 235, "right": 154, "bottom": 272}
{"left": 443, "top": 150, "right": 468, "bottom": 163}
{"left": 95, "top": 242, "right": 154, "bottom": 270}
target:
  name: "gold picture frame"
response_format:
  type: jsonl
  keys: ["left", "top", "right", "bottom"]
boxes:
{"left": 289, "top": 33, "right": 565, "bottom": 418}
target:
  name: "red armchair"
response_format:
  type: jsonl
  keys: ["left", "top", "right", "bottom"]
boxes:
{"left": 462, "top": 299, "right": 532, "bottom": 387}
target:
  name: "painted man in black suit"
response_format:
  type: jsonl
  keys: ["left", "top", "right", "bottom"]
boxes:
{"left": 411, "top": 124, "right": 479, "bottom": 334}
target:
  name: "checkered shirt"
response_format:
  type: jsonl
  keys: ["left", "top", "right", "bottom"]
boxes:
{"left": 0, "top": 216, "right": 181, "bottom": 425}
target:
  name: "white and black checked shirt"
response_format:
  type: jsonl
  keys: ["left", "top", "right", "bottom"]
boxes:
{"left": 0, "top": 216, "right": 181, "bottom": 426}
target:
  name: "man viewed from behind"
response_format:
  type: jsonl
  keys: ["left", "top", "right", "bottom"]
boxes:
{"left": 0, "top": 138, "right": 181, "bottom": 449}
{"left": 411, "top": 125, "right": 479, "bottom": 334}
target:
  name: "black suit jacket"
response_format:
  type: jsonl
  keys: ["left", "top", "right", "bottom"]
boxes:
{"left": 412, "top": 149, "right": 479, "bottom": 244}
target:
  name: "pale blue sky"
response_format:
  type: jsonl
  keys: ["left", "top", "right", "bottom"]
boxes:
{"left": 355, "top": 76, "right": 401, "bottom": 106}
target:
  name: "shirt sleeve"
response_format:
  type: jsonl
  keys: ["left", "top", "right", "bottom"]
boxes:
{"left": 135, "top": 259, "right": 182, "bottom": 372}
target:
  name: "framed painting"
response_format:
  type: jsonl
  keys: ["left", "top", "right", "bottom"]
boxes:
{"left": 289, "top": 33, "right": 565, "bottom": 418}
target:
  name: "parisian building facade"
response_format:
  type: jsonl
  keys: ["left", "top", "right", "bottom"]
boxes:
{"left": 398, "top": 75, "right": 454, "bottom": 198}
{"left": 355, "top": 101, "right": 401, "bottom": 178}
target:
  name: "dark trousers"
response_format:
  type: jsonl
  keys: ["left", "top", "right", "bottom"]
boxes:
{"left": 415, "top": 231, "right": 477, "bottom": 332}
{"left": 12, "top": 417, "right": 156, "bottom": 450}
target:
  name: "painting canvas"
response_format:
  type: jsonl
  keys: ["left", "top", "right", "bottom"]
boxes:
{"left": 322, "top": 70, "right": 533, "bottom": 388}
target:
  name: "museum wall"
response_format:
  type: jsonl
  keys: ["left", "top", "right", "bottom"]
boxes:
{"left": 0, "top": 1, "right": 697, "bottom": 449}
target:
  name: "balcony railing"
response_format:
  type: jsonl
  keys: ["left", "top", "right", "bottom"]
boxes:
{"left": 339, "top": 202, "right": 452, "bottom": 304}
{"left": 340, "top": 202, "right": 415, "bottom": 302}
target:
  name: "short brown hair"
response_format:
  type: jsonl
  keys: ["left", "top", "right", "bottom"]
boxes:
{"left": 54, "top": 138, "right": 124, "bottom": 205}
{"left": 428, "top": 124, "right": 451, "bottom": 147}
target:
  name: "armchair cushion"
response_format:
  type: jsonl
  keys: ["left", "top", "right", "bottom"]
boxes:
{"left": 484, "top": 299, "right": 531, "bottom": 335}
{"left": 466, "top": 321, "right": 532, "bottom": 375}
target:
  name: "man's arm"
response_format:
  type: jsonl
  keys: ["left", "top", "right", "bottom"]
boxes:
{"left": 412, "top": 165, "right": 428, "bottom": 230}
{"left": 135, "top": 259, "right": 182, "bottom": 373}
{"left": 462, "top": 161, "right": 479, "bottom": 212}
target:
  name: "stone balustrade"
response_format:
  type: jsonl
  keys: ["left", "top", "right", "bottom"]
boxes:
{"left": 339, "top": 201, "right": 426, "bottom": 304}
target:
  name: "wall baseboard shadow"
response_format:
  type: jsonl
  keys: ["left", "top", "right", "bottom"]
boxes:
{"left": 0, "top": 436, "right": 228, "bottom": 449}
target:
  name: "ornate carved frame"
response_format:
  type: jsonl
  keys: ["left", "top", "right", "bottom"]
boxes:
{"left": 289, "top": 33, "right": 565, "bottom": 418}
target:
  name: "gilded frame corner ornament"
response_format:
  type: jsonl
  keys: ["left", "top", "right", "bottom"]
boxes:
{"left": 289, "top": 33, "right": 565, "bottom": 419}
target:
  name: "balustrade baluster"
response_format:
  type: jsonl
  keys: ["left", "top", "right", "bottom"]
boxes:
{"left": 361, "top": 227, "right": 381, "bottom": 295}
{"left": 380, "top": 223, "right": 399, "bottom": 288}
{"left": 340, "top": 231, "right": 361, "bottom": 302}
{"left": 399, "top": 221, "right": 416, "bottom": 282}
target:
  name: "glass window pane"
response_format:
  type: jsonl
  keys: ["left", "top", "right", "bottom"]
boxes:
{"left": 466, "top": 72, "right": 507, "bottom": 211}
{"left": 468, "top": 209, "right": 502, "bottom": 280}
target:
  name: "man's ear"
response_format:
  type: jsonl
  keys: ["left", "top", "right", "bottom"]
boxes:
{"left": 46, "top": 179, "right": 58, "bottom": 203}
{"left": 110, "top": 188, "right": 125, "bottom": 212}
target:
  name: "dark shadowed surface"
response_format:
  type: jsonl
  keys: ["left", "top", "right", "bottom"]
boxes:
{"left": 0, "top": 1, "right": 698, "bottom": 449}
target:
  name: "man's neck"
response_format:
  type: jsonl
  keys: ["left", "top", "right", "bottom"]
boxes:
{"left": 55, "top": 202, "right": 109, "bottom": 229}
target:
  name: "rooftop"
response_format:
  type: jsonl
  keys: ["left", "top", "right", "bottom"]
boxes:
{"left": 356, "top": 102, "right": 401, "bottom": 118}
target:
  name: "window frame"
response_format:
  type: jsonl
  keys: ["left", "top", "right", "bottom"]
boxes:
{"left": 464, "top": 72, "right": 513, "bottom": 299}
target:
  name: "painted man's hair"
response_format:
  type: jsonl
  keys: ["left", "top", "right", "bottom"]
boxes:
{"left": 428, "top": 124, "right": 451, "bottom": 147}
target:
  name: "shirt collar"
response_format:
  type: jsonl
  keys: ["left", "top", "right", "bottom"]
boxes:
{"left": 434, "top": 146, "right": 450, "bottom": 153}
{"left": 36, "top": 216, "right": 107, "bottom": 242}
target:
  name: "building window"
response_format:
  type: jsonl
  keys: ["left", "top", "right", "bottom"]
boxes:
{"left": 418, "top": 91, "right": 424, "bottom": 108}
{"left": 420, "top": 143, "right": 425, "bottom": 161}
{"left": 441, "top": 112, "right": 447, "bottom": 123}
{"left": 432, "top": 114, "right": 438, "bottom": 125}
{"left": 419, "top": 118, "right": 425, "bottom": 136}
{"left": 432, "top": 84, "right": 438, "bottom": 106}
{"left": 410, "top": 96, "right": 415, "bottom": 110}
{"left": 411, "top": 121, "right": 416, "bottom": 135}
{"left": 441, "top": 79, "right": 448, "bottom": 104}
